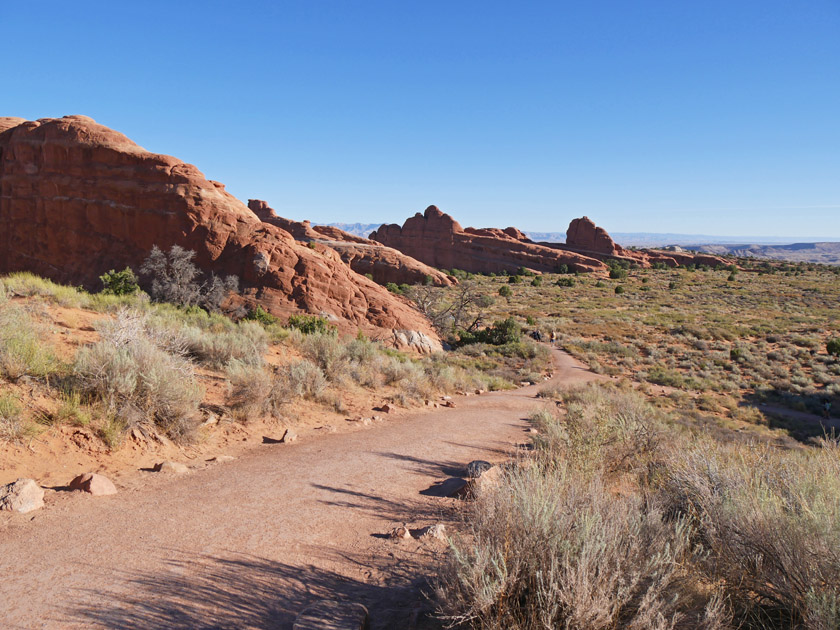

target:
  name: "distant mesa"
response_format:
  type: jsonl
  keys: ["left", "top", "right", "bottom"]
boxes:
{"left": 369, "top": 206, "right": 728, "bottom": 275}
{"left": 0, "top": 115, "right": 440, "bottom": 352}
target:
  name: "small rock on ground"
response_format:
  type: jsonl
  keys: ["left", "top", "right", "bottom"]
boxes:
{"left": 389, "top": 524, "right": 413, "bottom": 540}
{"left": 153, "top": 461, "right": 190, "bottom": 474}
{"left": 417, "top": 523, "right": 447, "bottom": 541}
{"left": 281, "top": 428, "right": 298, "bottom": 443}
{"left": 68, "top": 473, "right": 117, "bottom": 496}
{"left": 465, "top": 460, "right": 492, "bottom": 479}
{"left": 0, "top": 478, "right": 45, "bottom": 513}
{"left": 208, "top": 455, "right": 236, "bottom": 463}
{"left": 293, "top": 600, "right": 369, "bottom": 630}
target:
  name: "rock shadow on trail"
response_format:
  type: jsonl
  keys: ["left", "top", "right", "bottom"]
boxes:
{"left": 311, "top": 483, "right": 453, "bottom": 524}
{"left": 374, "top": 452, "right": 465, "bottom": 478}
{"left": 68, "top": 551, "right": 433, "bottom": 630}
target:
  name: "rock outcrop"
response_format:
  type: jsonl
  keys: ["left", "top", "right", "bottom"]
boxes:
{"left": 566, "top": 216, "right": 624, "bottom": 256}
{"left": 247, "top": 199, "right": 454, "bottom": 287}
{"left": 0, "top": 116, "right": 440, "bottom": 351}
{"left": 371, "top": 207, "right": 729, "bottom": 274}
{"left": 370, "top": 206, "right": 607, "bottom": 275}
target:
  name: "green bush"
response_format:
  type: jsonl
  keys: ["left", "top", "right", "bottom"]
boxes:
{"left": 287, "top": 314, "right": 335, "bottom": 335}
{"left": 508, "top": 275, "right": 522, "bottom": 284}
{"left": 614, "top": 285, "right": 625, "bottom": 294}
{"left": 458, "top": 317, "right": 520, "bottom": 346}
{"left": 609, "top": 267, "right": 627, "bottom": 280}
{"left": 243, "top": 305, "right": 278, "bottom": 327}
{"left": 556, "top": 277, "right": 575, "bottom": 287}
{"left": 498, "top": 285, "right": 513, "bottom": 298}
{"left": 99, "top": 267, "right": 140, "bottom": 296}
{"left": 530, "top": 276, "right": 542, "bottom": 287}
{"left": 827, "top": 338, "right": 840, "bottom": 357}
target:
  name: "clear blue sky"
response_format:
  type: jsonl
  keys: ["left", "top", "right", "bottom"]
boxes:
{"left": 2, "top": 1, "right": 838, "bottom": 237}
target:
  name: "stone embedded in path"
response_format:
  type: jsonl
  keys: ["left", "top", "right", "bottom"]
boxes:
{"left": 68, "top": 473, "right": 117, "bottom": 496}
{"left": 442, "top": 400, "right": 456, "bottom": 408}
{"left": 465, "top": 460, "right": 493, "bottom": 479}
{"left": 281, "top": 428, "right": 298, "bottom": 443}
{"left": 153, "top": 461, "right": 190, "bottom": 474}
{"left": 380, "top": 404, "right": 393, "bottom": 414}
{"left": 0, "top": 478, "right": 45, "bottom": 513}
{"left": 208, "top": 455, "right": 236, "bottom": 463}
{"left": 417, "top": 523, "right": 447, "bottom": 541}
{"left": 389, "top": 524, "right": 413, "bottom": 540}
{"left": 293, "top": 600, "right": 370, "bottom": 630}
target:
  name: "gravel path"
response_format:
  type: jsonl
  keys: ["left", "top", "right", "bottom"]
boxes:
{"left": 0, "top": 349, "right": 600, "bottom": 629}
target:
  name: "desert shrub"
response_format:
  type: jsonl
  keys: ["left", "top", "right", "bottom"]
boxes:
{"left": 243, "top": 305, "right": 279, "bottom": 327}
{"left": 52, "top": 391, "right": 94, "bottom": 427}
{"left": 498, "top": 285, "right": 512, "bottom": 298}
{"left": 179, "top": 321, "right": 268, "bottom": 369}
{"left": 827, "top": 338, "right": 840, "bottom": 357}
{"left": 0, "top": 393, "right": 33, "bottom": 442}
{"left": 225, "top": 360, "right": 286, "bottom": 420}
{"left": 530, "top": 275, "right": 542, "bottom": 287}
{"left": 99, "top": 267, "right": 140, "bottom": 296}
{"left": 457, "top": 317, "right": 520, "bottom": 346}
{"left": 279, "top": 359, "right": 327, "bottom": 400}
{"left": 614, "top": 285, "right": 625, "bottom": 294}
{"left": 73, "top": 311, "right": 203, "bottom": 442}
{"left": 556, "top": 276, "right": 575, "bottom": 287}
{"left": 609, "top": 267, "right": 628, "bottom": 280}
{"left": 287, "top": 314, "right": 335, "bottom": 335}
{"left": 298, "top": 332, "right": 348, "bottom": 382}
{"left": 661, "top": 438, "right": 840, "bottom": 628}
{"left": 140, "top": 245, "right": 238, "bottom": 311}
{"left": 436, "top": 460, "right": 694, "bottom": 630}
{"left": 0, "top": 303, "right": 59, "bottom": 381}
{"left": 508, "top": 275, "right": 522, "bottom": 284}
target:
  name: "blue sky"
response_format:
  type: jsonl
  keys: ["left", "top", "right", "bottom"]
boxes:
{"left": 2, "top": 1, "right": 838, "bottom": 237}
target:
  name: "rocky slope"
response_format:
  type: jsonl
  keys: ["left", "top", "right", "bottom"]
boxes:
{"left": 370, "top": 206, "right": 608, "bottom": 275}
{"left": 247, "top": 200, "right": 454, "bottom": 287}
{"left": 0, "top": 115, "right": 440, "bottom": 351}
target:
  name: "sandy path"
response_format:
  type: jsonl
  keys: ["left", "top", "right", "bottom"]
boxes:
{"left": 0, "top": 349, "right": 600, "bottom": 629}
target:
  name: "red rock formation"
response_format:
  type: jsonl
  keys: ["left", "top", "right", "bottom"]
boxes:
{"left": 247, "top": 200, "right": 454, "bottom": 287}
{"left": 566, "top": 216, "right": 624, "bottom": 256}
{"left": 0, "top": 116, "right": 440, "bottom": 351}
{"left": 370, "top": 206, "right": 607, "bottom": 275}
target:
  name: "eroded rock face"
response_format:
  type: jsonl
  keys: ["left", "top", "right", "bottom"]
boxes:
{"left": 247, "top": 200, "right": 454, "bottom": 288}
{"left": 566, "top": 216, "right": 624, "bottom": 256}
{"left": 0, "top": 116, "right": 440, "bottom": 350}
{"left": 370, "top": 206, "right": 607, "bottom": 274}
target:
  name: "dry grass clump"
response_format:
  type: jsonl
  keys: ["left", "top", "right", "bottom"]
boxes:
{"left": 0, "top": 392, "right": 36, "bottom": 443}
{"left": 179, "top": 321, "right": 268, "bottom": 368}
{"left": 0, "top": 301, "right": 60, "bottom": 381}
{"left": 73, "top": 310, "right": 203, "bottom": 442}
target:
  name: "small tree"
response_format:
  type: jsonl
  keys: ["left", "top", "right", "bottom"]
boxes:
{"left": 99, "top": 267, "right": 140, "bottom": 296}
{"left": 140, "top": 245, "right": 238, "bottom": 312}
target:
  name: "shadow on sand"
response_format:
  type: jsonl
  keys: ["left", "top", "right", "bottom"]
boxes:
{"left": 69, "top": 550, "right": 441, "bottom": 630}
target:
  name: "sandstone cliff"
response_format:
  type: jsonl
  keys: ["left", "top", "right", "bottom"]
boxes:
{"left": 0, "top": 116, "right": 440, "bottom": 351}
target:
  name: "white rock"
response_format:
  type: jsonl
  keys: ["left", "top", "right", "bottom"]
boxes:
{"left": 0, "top": 478, "right": 45, "bottom": 513}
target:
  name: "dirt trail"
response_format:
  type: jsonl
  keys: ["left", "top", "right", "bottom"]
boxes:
{"left": 0, "top": 349, "right": 601, "bottom": 630}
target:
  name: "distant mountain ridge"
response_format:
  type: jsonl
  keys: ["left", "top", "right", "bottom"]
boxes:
{"left": 688, "top": 242, "right": 840, "bottom": 265}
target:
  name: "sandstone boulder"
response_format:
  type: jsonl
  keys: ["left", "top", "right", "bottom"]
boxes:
{"left": 0, "top": 116, "right": 440, "bottom": 352}
{"left": 566, "top": 216, "right": 624, "bottom": 256}
{"left": 68, "top": 472, "right": 117, "bottom": 496}
{"left": 0, "top": 478, "right": 45, "bottom": 513}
